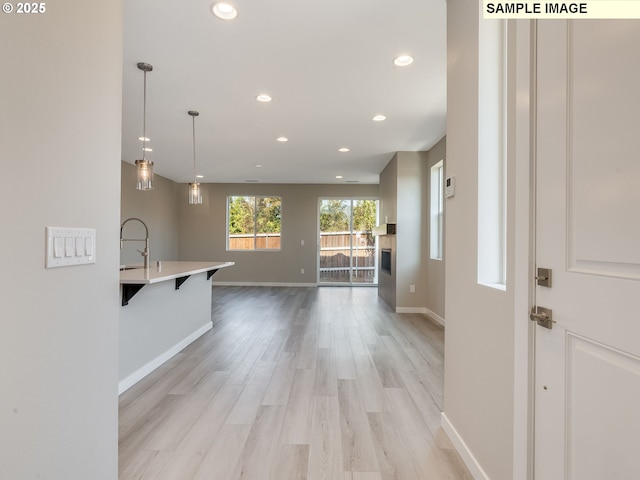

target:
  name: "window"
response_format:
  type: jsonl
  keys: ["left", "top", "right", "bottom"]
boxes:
{"left": 477, "top": 18, "right": 506, "bottom": 289}
{"left": 430, "top": 160, "right": 444, "bottom": 260}
{"left": 227, "top": 196, "right": 281, "bottom": 250}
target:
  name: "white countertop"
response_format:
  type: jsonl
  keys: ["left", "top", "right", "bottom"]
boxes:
{"left": 119, "top": 260, "right": 234, "bottom": 285}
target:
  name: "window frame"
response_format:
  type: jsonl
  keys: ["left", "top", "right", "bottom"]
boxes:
{"left": 430, "top": 160, "right": 444, "bottom": 261}
{"left": 226, "top": 195, "right": 282, "bottom": 251}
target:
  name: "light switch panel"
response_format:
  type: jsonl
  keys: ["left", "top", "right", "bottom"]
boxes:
{"left": 53, "top": 237, "right": 64, "bottom": 258}
{"left": 75, "top": 236, "right": 85, "bottom": 256}
{"left": 65, "top": 237, "right": 74, "bottom": 257}
{"left": 85, "top": 235, "right": 93, "bottom": 256}
{"left": 46, "top": 227, "right": 96, "bottom": 268}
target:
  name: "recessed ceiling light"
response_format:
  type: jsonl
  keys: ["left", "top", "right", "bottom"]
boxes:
{"left": 338, "top": 147, "right": 350, "bottom": 152}
{"left": 394, "top": 55, "right": 414, "bottom": 67}
{"left": 372, "top": 114, "right": 387, "bottom": 122}
{"left": 138, "top": 136, "right": 150, "bottom": 142}
{"left": 211, "top": 2, "right": 237, "bottom": 20}
{"left": 255, "top": 164, "right": 262, "bottom": 168}
{"left": 277, "top": 137, "right": 289, "bottom": 142}
{"left": 196, "top": 175, "right": 204, "bottom": 179}
{"left": 336, "top": 175, "right": 343, "bottom": 179}
{"left": 256, "top": 94, "right": 272, "bottom": 102}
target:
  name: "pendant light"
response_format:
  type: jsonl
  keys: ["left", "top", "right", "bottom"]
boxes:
{"left": 135, "top": 62, "right": 154, "bottom": 190}
{"left": 188, "top": 110, "right": 202, "bottom": 204}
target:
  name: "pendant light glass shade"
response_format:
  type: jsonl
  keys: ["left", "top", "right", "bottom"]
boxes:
{"left": 188, "top": 182, "right": 202, "bottom": 204}
{"left": 187, "top": 110, "right": 203, "bottom": 204}
{"left": 136, "top": 62, "right": 154, "bottom": 190}
{"left": 135, "top": 159, "right": 154, "bottom": 190}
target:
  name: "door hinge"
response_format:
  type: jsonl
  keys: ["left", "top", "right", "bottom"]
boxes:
{"left": 530, "top": 306, "right": 555, "bottom": 329}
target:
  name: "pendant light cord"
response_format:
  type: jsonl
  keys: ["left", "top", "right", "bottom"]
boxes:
{"left": 192, "top": 113, "right": 196, "bottom": 182}
{"left": 142, "top": 69, "right": 147, "bottom": 161}
{"left": 190, "top": 111, "right": 199, "bottom": 183}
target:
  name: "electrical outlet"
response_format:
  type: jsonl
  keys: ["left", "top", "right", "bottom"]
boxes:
{"left": 409, "top": 284, "right": 415, "bottom": 293}
{"left": 300, "top": 268, "right": 304, "bottom": 274}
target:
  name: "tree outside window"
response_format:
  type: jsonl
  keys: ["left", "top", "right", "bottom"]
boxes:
{"left": 228, "top": 196, "right": 281, "bottom": 250}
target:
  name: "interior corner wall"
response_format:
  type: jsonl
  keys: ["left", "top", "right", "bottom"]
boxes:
{"left": 0, "top": 2, "right": 123, "bottom": 478}
{"left": 426, "top": 137, "right": 446, "bottom": 320}
{"left": 444, "top": 2, "right": 515, "bottom": 479}
{"left": 120, "top": 161, "right": 180, "bottom": 265}
{"left": 176, "top": 182, "right": 378, "bottom": 284}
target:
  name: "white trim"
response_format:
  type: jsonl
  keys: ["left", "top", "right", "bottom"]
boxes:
{"left": 394, "top": 306, "right": 446, "bottom": 326}
{"left": 212, "top": 281, "right": 318, "bottom": 288}
{"left": 510, "top": 18, "right": 535, "bottom": 480}
{"left": 395, "top": 307, "right": 428, "bottom": 314}
{"left": 425, "top": 307, "right": 446, "bottom": 326}
{"left": 441, "top": 412, "right": 491, "bottom": 480}
{"left": 118, "top": 322, "right": 212, "bottom": 395}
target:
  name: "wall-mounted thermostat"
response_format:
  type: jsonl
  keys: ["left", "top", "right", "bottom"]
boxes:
{"left": 445, "top": 176, "right": 455, "bottom": 198}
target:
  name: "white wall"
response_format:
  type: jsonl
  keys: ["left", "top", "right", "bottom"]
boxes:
{"left": 0, "top": 1, "right": 122, "bottom": 478}
{"left": 444, "top": 2, "right": 516, "bottom": 479}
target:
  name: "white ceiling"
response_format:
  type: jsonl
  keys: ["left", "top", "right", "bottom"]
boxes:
{"left": 121, "top": 0, "right": 447, "bottom": 185}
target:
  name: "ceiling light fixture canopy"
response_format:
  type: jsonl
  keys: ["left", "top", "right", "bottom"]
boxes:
{"left": 135, "top": 62, "right": 154, "bottom": 190}
{"left": 211, "top": 2, "right": 237, "bottom": 20}
{"left": 188, "top": 111, "right": 202, "bottom": 204}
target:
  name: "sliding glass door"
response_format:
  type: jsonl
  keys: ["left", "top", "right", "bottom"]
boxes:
{"left": 318, "top": 199, "right": 378, "bottom": 285}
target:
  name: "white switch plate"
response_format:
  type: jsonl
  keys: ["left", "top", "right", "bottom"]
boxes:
{"left": 46, "top": 227, "right": 96, "bottom": 268}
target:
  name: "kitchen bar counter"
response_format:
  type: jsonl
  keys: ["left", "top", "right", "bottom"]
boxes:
{"left": 119, "top": 260, "right": 234, "bottom": 285}
{"left": 119, "top": 260, "right": 234, "bottom": 394}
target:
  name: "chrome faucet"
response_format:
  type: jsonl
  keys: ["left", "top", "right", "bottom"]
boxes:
{"left": 120, "top": 217, "right": 150, "bottom": 269}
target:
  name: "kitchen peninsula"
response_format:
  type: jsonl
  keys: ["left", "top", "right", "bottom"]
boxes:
{"left": 119, "top": 260, "right": 234, "bottom": 394}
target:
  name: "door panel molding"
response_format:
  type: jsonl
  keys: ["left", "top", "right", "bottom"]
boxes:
{"left": 566, "top": 332, "right": 640, "bottom": 480}
{"left": 566, "top": 21, "right": 640, "bottom": 280}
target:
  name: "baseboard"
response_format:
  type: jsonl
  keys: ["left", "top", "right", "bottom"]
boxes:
{"left": 441, "top": 412, "right": 491, "bottom": 480}
{"left": 118, "top": 322, "right": 212, "bottom": 395}
{"left": 394, "top": 306, "right": 446, "bottom": 326}
{"left": 395, "top": 306, "right": 429, "bottom": 314}
{"left": 212, "top": 281, "right": 318, "bottom": 287}
{"left": 425, "top": 307, "right": 445, "bottom": 326}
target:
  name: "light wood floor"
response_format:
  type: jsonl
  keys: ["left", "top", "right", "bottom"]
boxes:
{"left": 119, "top": 286, "right": 472, "bottom": 480}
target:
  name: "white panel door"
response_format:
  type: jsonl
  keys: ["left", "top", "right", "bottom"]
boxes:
{"left": 534, "top": 20, "right": 640, "bottom": 480}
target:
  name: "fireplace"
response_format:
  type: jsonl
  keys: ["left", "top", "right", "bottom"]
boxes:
{"left": 381, "top": 248, "right": 392, "bottom": 275}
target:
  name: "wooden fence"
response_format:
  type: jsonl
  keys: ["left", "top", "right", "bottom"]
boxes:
{"left": 229, "top": 231, "right": 376, "bottom": 282}
{"left": 319, "top": 231, "right": 375, "bottom": 283}
{"left": 229, "top": 233, "right": 281, "bottom": 250}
